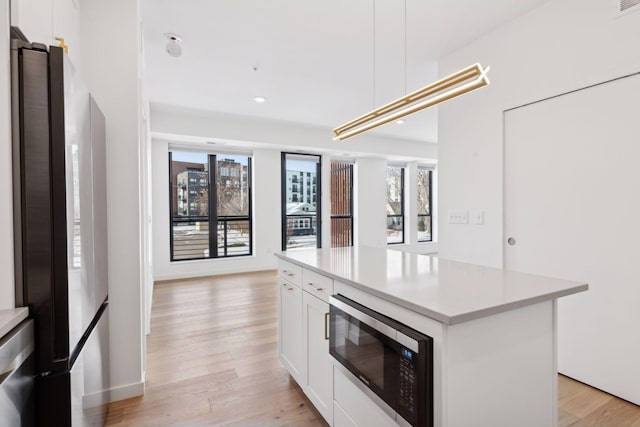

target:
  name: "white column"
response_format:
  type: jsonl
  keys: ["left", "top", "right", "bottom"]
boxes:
{"left": 355, "top": 157, "right": 387, "bottom": 248}
{"left": 80, "top": 0, "right": 144, "bottom": 401}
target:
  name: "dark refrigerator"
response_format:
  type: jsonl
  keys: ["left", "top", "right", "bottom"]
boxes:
{"left": 10, "top": 28, "right": 110, "bottom": 427}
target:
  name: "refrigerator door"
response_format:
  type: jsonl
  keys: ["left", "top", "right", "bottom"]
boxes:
{"left": 89, "top": 96, "right": 109, "bottom": 310}
{"left": 38, "top": 304, "right": 110, "bottom": 427}
{"left": 12, "top": 41, "right": 69, "bottom": 373}
{"left": 60, "top": 51, "right": 104, "bottom": 354}
{"left": 70, "top": 304, "right": 110, "bottom": 427}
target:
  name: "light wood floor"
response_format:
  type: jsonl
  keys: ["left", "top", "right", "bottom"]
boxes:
{"left": 106, "top": 270, "right": 640, "bottom": 426}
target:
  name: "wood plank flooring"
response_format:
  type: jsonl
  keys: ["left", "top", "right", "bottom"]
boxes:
{"left": 106, "top": 270, "right": 640, "bottom": 426}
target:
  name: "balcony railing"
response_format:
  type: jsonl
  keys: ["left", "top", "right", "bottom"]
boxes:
{"left": 171, "top": 216, "right": 250, "bottom": 260}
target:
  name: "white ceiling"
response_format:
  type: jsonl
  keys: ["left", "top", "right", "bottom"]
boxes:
{"left": 141, "top": 0, "right": 550, "bottom": 142}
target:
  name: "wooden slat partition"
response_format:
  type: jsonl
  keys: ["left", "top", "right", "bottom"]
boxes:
{"left": 330, "top": 162, "right": 353, "bottom": 248}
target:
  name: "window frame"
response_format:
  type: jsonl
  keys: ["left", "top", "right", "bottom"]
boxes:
{"left": 386, "top": 166, "right": 405, "bottom": 245}
{"left": 281, "top": 152, "right": 322, "bottom": 251}
{"left": 417, "top": 168, "right": 433, "bottom": 243}
{"left": 168, "top": 151, "right": 253, "bottom": 262}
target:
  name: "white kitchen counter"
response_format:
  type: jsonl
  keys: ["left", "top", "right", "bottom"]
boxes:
{"left": 275, "top": 246, "right": 587, "bottom": 325}
{"left": 0, "top": 307, "right": 29, "bottom": 338}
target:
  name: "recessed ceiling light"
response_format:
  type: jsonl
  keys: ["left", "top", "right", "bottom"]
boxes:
{"left": 395, "top": 120, "right": 405, "bottom": 125}
{"left": 253, "top": 96, "right": 266, "bottom": 103}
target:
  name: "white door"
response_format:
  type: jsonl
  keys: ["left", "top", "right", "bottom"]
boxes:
{"left": 303, "top": 291, "right": 333, "bottom": 423}
{"left": 504, "top": 73, "right": 640, "bottom": 405}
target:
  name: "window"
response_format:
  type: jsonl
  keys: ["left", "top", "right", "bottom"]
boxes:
{"left": 386, "top": 166, "right": 404, "bottom": 244}
{"left": 282, "top": 153, "right": 321, "bottom": 250}
{"left": 417, "top": 168, "right": 432, "bottom": 242}
{"left": 169, "top": 150, "right": 252, "bottom": 261}
{"left": 331, "top": 161, "right": 353, "bottom": 247}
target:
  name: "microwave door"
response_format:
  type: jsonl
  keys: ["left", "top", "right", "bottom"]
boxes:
{"left": 329, "top": 299, "right": 399, "bottom": 409}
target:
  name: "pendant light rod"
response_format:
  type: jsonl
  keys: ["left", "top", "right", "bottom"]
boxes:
{"left": 403, "top": 0, "right": 407, "bottom": 96}
{"left": 333, "top": 63, "right": 490, "bottom": 141}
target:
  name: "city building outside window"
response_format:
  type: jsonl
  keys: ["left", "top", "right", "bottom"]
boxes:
{"left": 169, "top": 150, "right": 252, "bottom": 261}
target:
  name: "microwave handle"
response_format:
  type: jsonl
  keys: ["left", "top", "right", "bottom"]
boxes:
{"left": 330, "top": 296, "right": 396, "bottom": 341}
{"left": 324, "top": 312, "right": 329, "bottom": 340}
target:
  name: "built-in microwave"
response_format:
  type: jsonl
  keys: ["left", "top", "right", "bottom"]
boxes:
{"left": 329, "top": 295, "right": 433, "bottom": 427}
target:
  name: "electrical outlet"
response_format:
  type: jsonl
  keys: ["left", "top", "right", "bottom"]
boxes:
{"left": 449, "top": 210, "right": 468, "bottom": 224}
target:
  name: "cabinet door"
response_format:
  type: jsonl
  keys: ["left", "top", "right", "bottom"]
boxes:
{"left": 303, "top": 291, "right": 333, "bottom": 423}
{"left": 279, "top": 281, "right": 304, "bottom": 384}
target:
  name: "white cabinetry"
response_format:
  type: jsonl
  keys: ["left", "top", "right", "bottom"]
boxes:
{"left": 278, "top": 260, "right": 334, "bottom": 425}
{"left": 303, "top": 291, "right": 332, "bottom": 422}
{"left": 278, "top": 279, "right": 304, "bottom": 385}
{"left": 334, "top": 366, "right": 397, "bottom": 427}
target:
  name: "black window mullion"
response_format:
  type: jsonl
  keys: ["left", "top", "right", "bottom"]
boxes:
{"left": 208, "top": 154, "right": 218, "bottom": 258}
{"left": 169, "top": 152, "right": 174, "bottom": 261}
{"left": 400, "top": 167, "right": 405, "bottom": 244}
{"left": 248, "top": 157, "right": 253, "bottom": 256}
{"left": 350, "top": 164, "right": 354, "bottom": 246}
{"left": 316, "top": 158, "right": 322, "bottom": 249}
{"left": 223, "top": 220, "right": 228, "bottom": 256}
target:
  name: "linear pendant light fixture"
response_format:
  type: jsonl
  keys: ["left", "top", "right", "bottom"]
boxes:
{"left": 333, "top": 63, "right": 490, "bottom": 141}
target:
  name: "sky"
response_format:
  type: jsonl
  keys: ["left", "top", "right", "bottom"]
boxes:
{"left": 172, "top": 151, "right": 249, "bottom": 166}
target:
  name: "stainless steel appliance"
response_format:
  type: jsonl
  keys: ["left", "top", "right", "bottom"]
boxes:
{"left": 10, "top": 27, "right": 110, "bottom": 427}
{"left": 329, "top": 295, "right": 433, "bottom": 427}
{"left": 0, "top": 320, "right": 35, "bottom": 426}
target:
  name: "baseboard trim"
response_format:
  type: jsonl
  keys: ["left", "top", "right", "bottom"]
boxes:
{"left": 109, "top": 381, "right": 145, "bottom": 403}
{"left": 154, "top": 265, "right": 276, "bottom": 282}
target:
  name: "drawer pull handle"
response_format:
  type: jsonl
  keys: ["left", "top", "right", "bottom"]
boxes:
{"left": 308, "top": 282, "right": 323, "bottom": 291}
{"left": 324, "top": 313, "right": 330, "bottom": 340}
{"left": 287, "top": 287, "right": 294, "bottom": 291}
{"left": 282, "top": 270, "right": 294, "bottom": 276}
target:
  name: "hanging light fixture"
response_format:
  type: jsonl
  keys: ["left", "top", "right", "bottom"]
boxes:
{"left": 332, "top": 1, "right": 491, "bottom": 141}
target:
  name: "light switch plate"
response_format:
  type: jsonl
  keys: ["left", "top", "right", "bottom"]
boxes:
{"left": 449, "top": 210, "right": 468, "bottom": 224}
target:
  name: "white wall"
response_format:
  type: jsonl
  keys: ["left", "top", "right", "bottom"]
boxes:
{"left": 438, "top": 0, "right": 640, "bottom": 266}
{"left": 80, "top": 0, "right": 144, "bottom": 401}
{"left": 151, "top": 104, "right": 438, "bottom": 161}
{"left": 10, "top": 0, "right": 81, "bottom": 67}
{"left": 152, "top": 140, "right": 282, "bottom": 280}
{"left": 0, "top": 0, "right": 14, "bottom": 310}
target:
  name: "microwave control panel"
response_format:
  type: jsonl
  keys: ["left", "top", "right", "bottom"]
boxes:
{"left": 398, "top": 347, "right": 418, "bottom": 424}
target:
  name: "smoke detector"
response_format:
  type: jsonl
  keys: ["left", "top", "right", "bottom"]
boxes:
{"left": 164, "top": 33, "right": 182, "bottom": 58}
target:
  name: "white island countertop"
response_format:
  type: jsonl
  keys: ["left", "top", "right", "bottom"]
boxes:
{"left": 0, "top": 307, "right": 29, "bottom": 338}
{"left": 275, "top": 246, "right": 587, "bottom": 325}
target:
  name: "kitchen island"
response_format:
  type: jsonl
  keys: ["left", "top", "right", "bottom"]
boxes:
{"left": 275, "top": 246, "right": 587, "bottom": 427}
